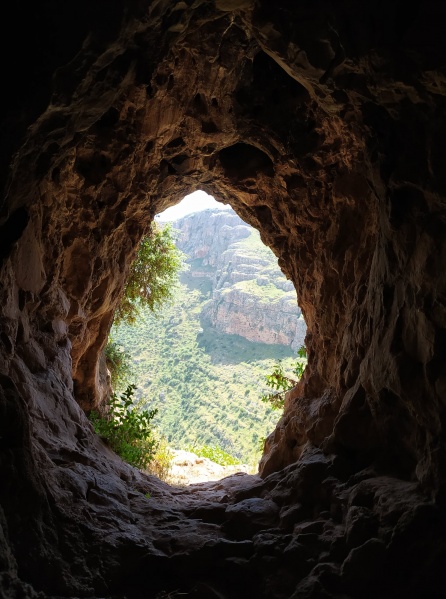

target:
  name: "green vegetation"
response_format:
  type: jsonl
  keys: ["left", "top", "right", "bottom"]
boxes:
{"left": 148, "top": 436, "right": 174, "bottom": 481}
{"left": 104, "top": 339, "right": 133, "bottom": 392}
{"left": 96, "top": 222, "right": 184, "bottom": 474}
{"left": 99, "top": 209, "right": 305, "bottom": 473}
{"left": 231, "top": 229, "right": 274, "bottom": 260}
{"left": 187, "top": 444, "right": 241, "bottom": 466}
{"left": 111, "top": 278, "right": 298, "bottom": 466}
{"left": 218, "top": 229, "right": 298, "bottom": 306}
{"left": 89, "top": 384, "right": 159, "bottom": 470}
{"left": 114, "top": 222, "right": 185, "bottom": 326}
{"left": 231, "top": 279, "right": 285, "bottom": 301}
{"left": 261, "top": 346, "right": 307, "bottom": 410}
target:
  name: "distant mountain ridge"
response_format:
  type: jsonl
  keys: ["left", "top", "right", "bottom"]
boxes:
{"left": 173, "top": 208, "right": 306, "bottom": 350}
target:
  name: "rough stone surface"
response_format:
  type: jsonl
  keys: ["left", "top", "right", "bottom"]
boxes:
{"left": 1, "top": 1, "right": 446, "bottom": 598}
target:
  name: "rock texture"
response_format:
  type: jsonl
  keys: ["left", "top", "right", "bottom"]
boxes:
{"left": 1, "top": 1, "right": 446, "bottom": 598}
{"left": 204, "top": 285, "right": 305, "bottom": 348}
{"left": 175, "top": 207, "right": 306, "bottom": 348}
{"left": 175, "top": 208, "right": 250, "bottom": 269}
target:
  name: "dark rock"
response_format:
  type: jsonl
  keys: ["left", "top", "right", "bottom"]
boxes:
{"left": 223, "top": 498, "right": 280, "bottom": 539}
{"left": 344, "top": 505, "right": 378, "bottom": 549}
{"left": 341, "top": 538, "right": 386, "bottom": 588}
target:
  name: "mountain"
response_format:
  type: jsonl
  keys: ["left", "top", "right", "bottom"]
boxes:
{"left": 174, "top": 208, "right": 306, "bottom": 350}
{"left": 112, "top": 208, "right": 307, "bottom": 465}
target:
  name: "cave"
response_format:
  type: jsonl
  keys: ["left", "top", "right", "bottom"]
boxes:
{"left": 1, "top": 1, "right": 446, "bottom": 598}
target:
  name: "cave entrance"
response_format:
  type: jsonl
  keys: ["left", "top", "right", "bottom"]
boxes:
{"left": 108, "top": 190, "right": 307, "bottom": 484}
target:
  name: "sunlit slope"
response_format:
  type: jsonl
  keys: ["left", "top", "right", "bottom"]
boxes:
{"left": 113, "top": 282, "right": 298, "bottom": 464}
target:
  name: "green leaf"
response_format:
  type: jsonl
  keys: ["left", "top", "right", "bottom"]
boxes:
{"left": 260, "top": 348, "right": 307, "bottom": 410}
{"left": 89, "top": 384, "right": 159, "bottom": 470}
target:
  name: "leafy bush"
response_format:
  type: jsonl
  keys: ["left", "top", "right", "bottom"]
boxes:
{"left": 104, "top": 339, "right": 133, "bottom": 391}
{"left": 261, "top": 346, "right": 307, "bottom": 410}
{"left": 188, "top": 443, "right": 241, "bottom": 466}
{"left": 89, "top": 384, "right": 159, "bottom": 470}
{"left": 114, "top": 223, "right": 185, "bottom": 326}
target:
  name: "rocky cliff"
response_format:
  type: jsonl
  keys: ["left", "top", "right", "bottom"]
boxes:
{"left": 174, "top": 208, "right": 306, "bottom": 349}
{"left": 173, "top": 208, "right": 250, "bottom": 268}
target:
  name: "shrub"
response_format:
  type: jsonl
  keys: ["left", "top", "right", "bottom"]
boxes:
{"left": 261, "top": 346, "right": 307, "bottom": 410}
{"left": 188, "top": 443, "right": 241, "bottom": 466}
{"left": 147, "top": 435, "right": 173, "bottom": 481}
{"left": 89, "top": 384, "right": 159, "bottom": 470}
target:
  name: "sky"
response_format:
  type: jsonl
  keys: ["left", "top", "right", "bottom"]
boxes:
{"left": 156, "top": 190, "right": 231, "bottom": 222}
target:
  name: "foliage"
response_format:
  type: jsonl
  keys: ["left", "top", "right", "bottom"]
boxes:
{"left": 231, "top": 229, "right": 276, "bottom": 261}
{"left": 111, "top": 280, "right": 297, "bottom": 464}
{"left": 188, "top": 443, "right": 241, "bottom": 466}
{"left": 96, "top": 223, "right": 183, "bottom": 475}
{"left": 293, "top": 345, "right": 307, "bottom": 378}
{"left": 114, "top": 223, "right": 184, "bottom": 326}
{"left": 89, "top": 384, "right": 159, "bottom": 470}
{"left": 104, "top": 339, "right": 133, "bottom": 391}
{"left": 107, "top": 215, "right": 305, "bottom": 466}
{"left": 226, "top": 229, "right": 299, "bottom": 304}
{"left": 261, "top": 346, "right": 307, "bottom": 410}
{"left": 231, "top": 279, "right": 285, "bottom": 301}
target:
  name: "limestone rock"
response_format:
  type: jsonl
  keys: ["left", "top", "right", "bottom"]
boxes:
{"left": 175, "top": 208, "right": 306, "bottom": 348}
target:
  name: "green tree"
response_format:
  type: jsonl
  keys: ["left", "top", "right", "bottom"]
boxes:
{"left": 114, "top": 222, "right": 185, "bottom": 326}
{"left": 95, "top": 222, "right": 184, "bottom": 474}
{"left": 105, "top": 222, "right": 184, "bottom": 389}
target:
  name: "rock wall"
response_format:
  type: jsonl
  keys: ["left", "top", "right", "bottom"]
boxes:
{"left": 175, "top": 208, "right": 251, "bottom": 268}
{"left": 203, "top": 286, "right": 306, "bottom": 348}
{"left": 1, "top": 1, "right": 446, "bottom": 597}
{"left": 175, "top": 208, "right": 306, "bottom": 348}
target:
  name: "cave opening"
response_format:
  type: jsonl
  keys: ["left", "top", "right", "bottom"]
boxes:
{"left": 3, "top": 3, "right": 446, "bottom": 596}
{"left": 107, "top": 189, "right": 308, "bottom": 484}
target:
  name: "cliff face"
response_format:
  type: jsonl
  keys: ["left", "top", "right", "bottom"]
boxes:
{"left": 174, "top": 208, "right": 251, "bottom": 267}
{"left": 1, "top": 1, "right": 446, "bottom": 598}
{"left": 174, "top": 208, "right": 306, "bottom": 348}
{"left": 204, "top": 287, "right": 306, "bottom": 348}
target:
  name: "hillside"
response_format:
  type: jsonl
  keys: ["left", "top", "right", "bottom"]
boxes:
{"left": 175, "top": 208, "right": 306, "bottom": 349}
{"left": 112, "top": 208, "right": 307, "bottom": 465}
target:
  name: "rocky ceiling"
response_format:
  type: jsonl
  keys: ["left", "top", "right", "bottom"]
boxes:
{"left": 1, "top": 1, "right": 446, "bottom": 597}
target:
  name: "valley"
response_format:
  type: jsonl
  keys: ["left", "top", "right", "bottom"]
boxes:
{"left": 112, "top": 207, "right": 307, "bottom": 466}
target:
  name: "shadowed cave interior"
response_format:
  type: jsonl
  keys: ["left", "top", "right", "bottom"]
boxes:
{"left": 1, "top": 1, "right": 446, "bottom": 598}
